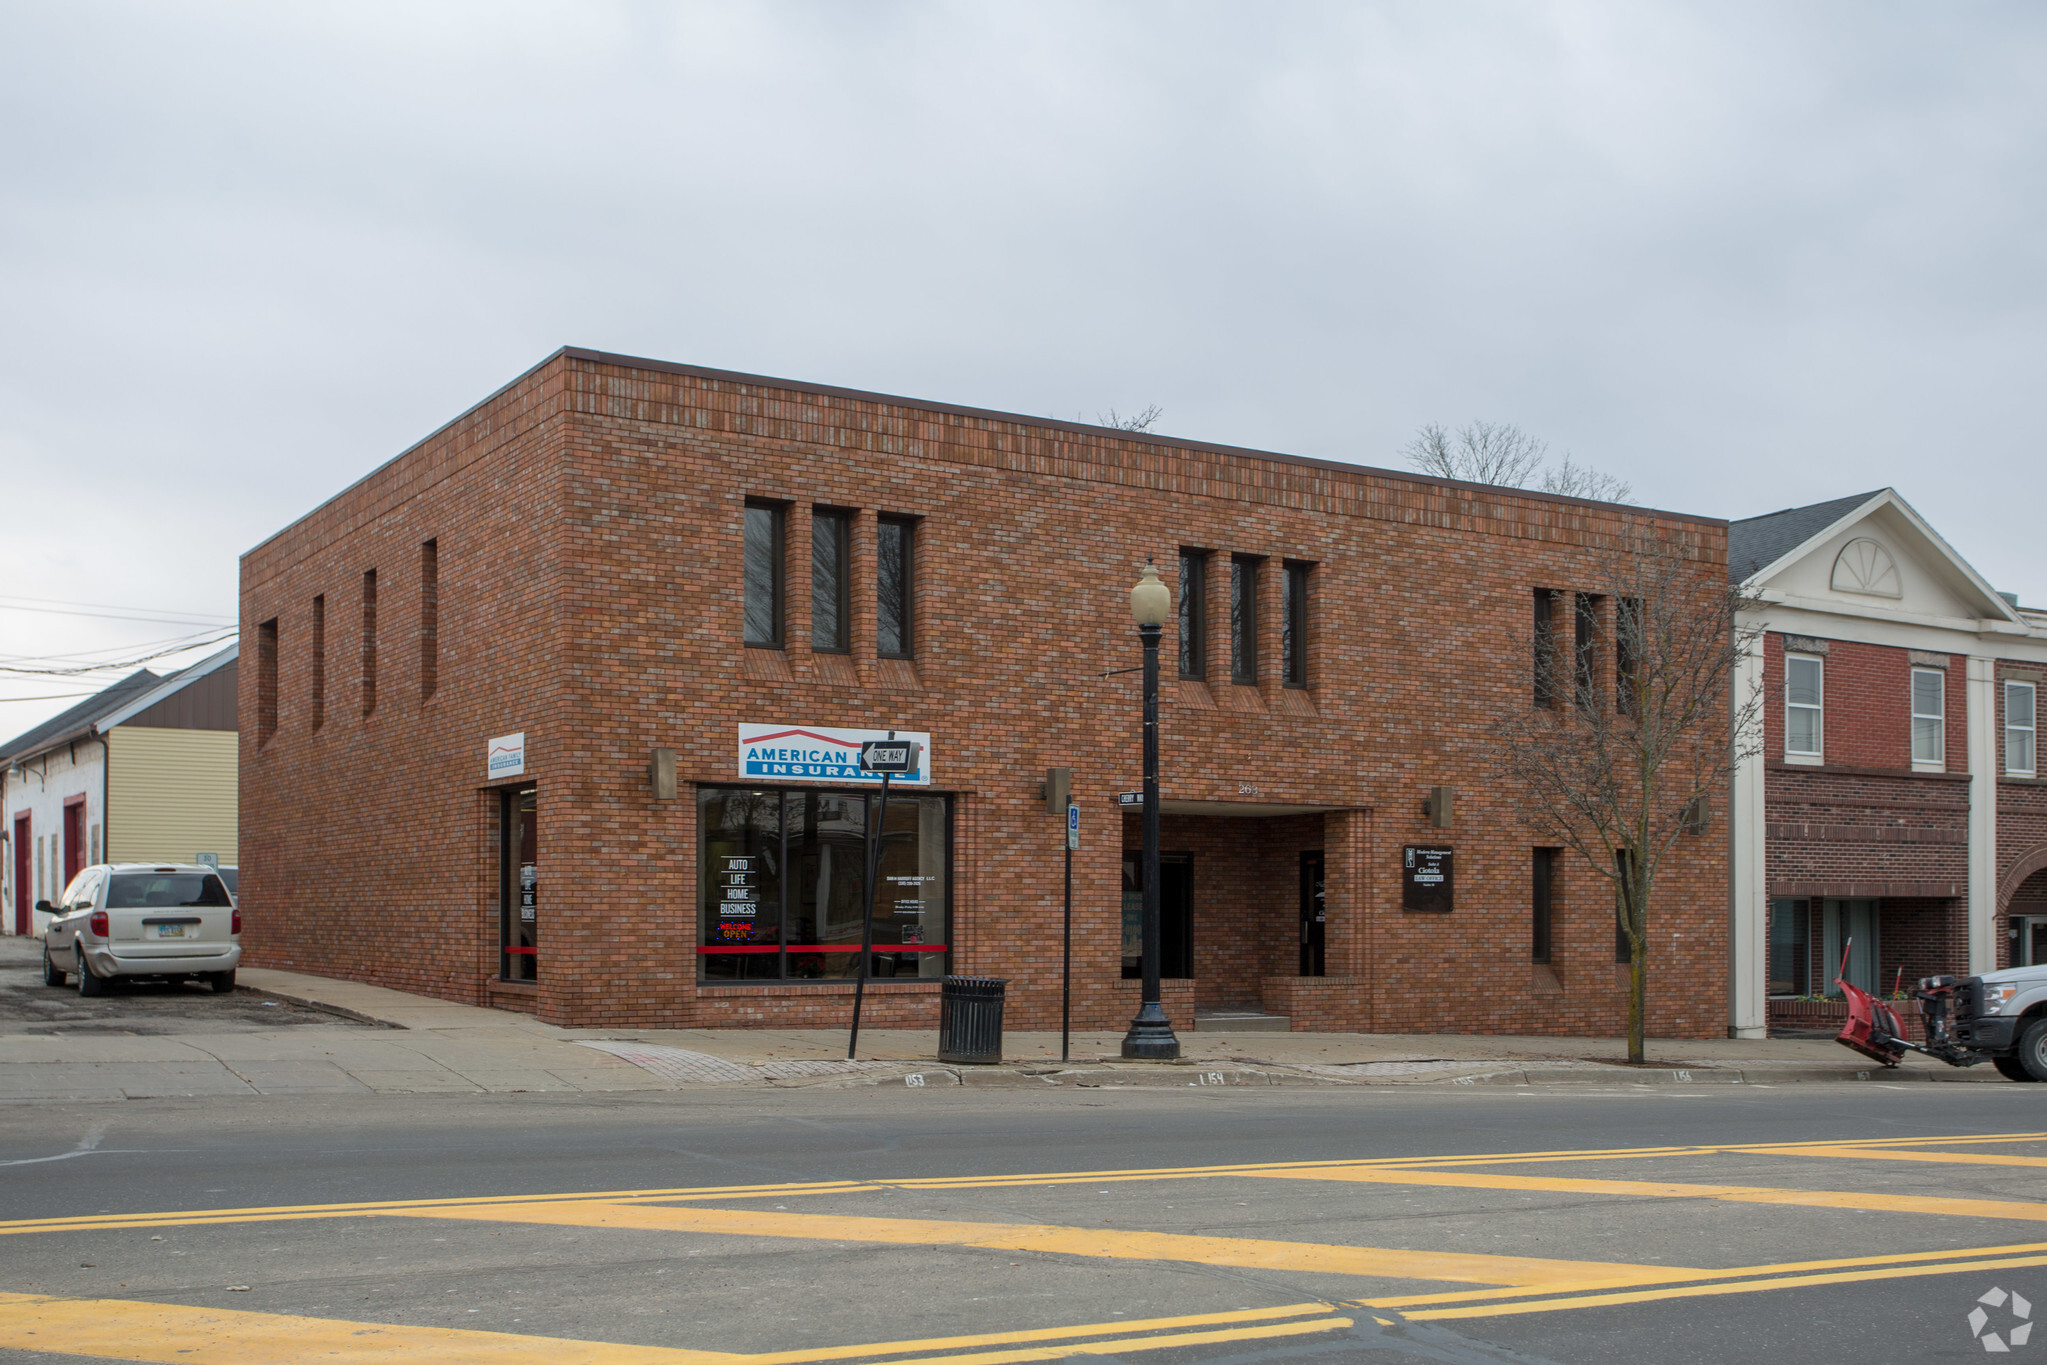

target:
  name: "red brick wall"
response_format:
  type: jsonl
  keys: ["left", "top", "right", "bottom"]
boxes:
{"left": 1764, "top": 766, "right": 1969, "bottom": 899}
{"left": 240, "top": 349, "right": 1730, "bottom": 1038}
{"left": 1761, "top": 634, "right": 1965, "bottom": 773}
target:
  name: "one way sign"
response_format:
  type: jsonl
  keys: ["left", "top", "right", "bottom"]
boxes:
{"left": 859, "top": 739, "right": 923, "bottom": 773}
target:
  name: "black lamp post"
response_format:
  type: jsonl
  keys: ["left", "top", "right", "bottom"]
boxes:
{"left": 1121, "top": 560, "right": 1181, "bottom": 1060}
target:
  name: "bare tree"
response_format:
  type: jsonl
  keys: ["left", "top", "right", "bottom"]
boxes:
{"left": 1100, "top": 404, "right": 1163, "bottom": 432}
{"left": 1401, "top": 420, "right": 1548, "bottom": 487}
{"left": 1540, "top": 454, "right": 1634, "bottom": 504}
{"left": 1487, "top": 528, "right": 1762, "bottom": 1063}
{"left": 1401, "top": 421, "right": 1635, "bottom": 505}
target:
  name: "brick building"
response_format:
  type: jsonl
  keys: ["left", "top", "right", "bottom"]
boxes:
{"left": 1725, "top": 490, "right": 2047, "bottom": 1037}
{"left": 240, "top": 347, "right": 1730, "bottom": 1036}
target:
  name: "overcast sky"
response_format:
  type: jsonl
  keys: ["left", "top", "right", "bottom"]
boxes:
{"left": 4, "top": 2, "right": 2043, "bottom": 735}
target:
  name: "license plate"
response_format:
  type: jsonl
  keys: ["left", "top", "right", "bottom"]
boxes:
{"left": 154, "top": 925, "right": 188, "bottom": 939}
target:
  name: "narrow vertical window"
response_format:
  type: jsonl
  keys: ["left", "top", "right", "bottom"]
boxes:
{"left": 1574, "top": 592, "right": 1600, "bottom": 712}
{"left": 360, "top": 568, "right": 378, "bottom": 717}
{"left": 1614, "top": 848, "right": 1635, "bottom": 963}
{"left": 1282, "top": 561, "right": 1310, "bottom": 688}
{"left": 743, "top": 502, "right": 785, "bottom": 647}
{"left": 1615, "top": 596, "right": 1643, "bottom": 719}
{"left": 877, "top": 517, "right": 914, "bottom": 659}
{"left": 420, "top": 538, "right": 438, "bottom": 701}
{"left": 1230, "top": 555, "right": 1259, "bottom": 684}
{"left": 1785, "top": 654, "right": 1823, "bottom": 758}
{"left": 256, "top": 617, "right": 278, "bottom": 744}
{"left": 1911, "top": 667, "right": 1946, "bottom": 767}
{"left": 810, "top": 509, "right": 850, "bottom": 652}
{"left": 2008, "top": 681, "right": 2038, "bottom": 776}
{"left": 310, "top": 595, "right": 326, "bottom": 730}
{"left": 1533, "top": 589, "right": 1560, "bottom": 709}
{"left": 1177, "top": 550, "right": 1208, "bottom": 680}
{"left": 1532, "top": 848, "right": 1557, "bottom": 965}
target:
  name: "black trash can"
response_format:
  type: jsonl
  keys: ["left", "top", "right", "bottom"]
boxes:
{"left": 937, "top": 976, "right": 1008, "bottom": 1065}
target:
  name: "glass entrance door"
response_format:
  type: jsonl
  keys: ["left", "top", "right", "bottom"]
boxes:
{"left": 1299, "top": 850, "right": 1325, "bottom": 977}
{"left": 499, "top": 785, "right": 537, "bottom": 981}
{"left": 1121, "top": 852, "right": 1192, "bottom": 979}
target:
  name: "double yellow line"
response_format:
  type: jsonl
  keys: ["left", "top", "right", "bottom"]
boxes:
{"left": 0, "top": 1294, "right": 1354, "bottom": 1365}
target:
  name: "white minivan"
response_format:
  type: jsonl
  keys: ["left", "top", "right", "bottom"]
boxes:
{"left": 39, "top": 863, "right": 242, "bottom": 996}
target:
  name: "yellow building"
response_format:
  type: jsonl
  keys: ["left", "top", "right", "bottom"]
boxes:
{"left": 1, "top": 644, "right": 237, "bottom": 934}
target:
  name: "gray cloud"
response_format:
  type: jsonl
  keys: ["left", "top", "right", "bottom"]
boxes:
{"left": 3, "top": 1, "right": 2042, "bottom": 729}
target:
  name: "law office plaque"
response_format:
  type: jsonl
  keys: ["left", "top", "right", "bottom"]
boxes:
{"left": 1402, "top": 846, "right": 1454, "bottom": 913}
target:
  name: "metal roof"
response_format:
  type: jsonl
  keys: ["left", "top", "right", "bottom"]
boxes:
{"left": 96, "top": 642, "right": 239, "bottom": 731}
{"left": 0, "top": 670, "right": 162, "bottom": 768}
{"left": 1726, "top": 490, "right": 1885, "bottom": 583}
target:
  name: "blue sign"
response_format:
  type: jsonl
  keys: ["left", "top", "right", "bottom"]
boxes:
{"left": 737, "top": 724, "right": 932, "bottom": 786}
{"left": 1066, "top": 803, "right": 1080, "bottom": 851}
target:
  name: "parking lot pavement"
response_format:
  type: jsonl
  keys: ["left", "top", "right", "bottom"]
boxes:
{"left": 0, "top": 937, "right": 675, "bottom": 1102}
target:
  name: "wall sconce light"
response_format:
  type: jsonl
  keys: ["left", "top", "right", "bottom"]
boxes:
{"left": 1422, "top": 786, "right": 1453, "bottom": 828}
{"left": 649, "top": 748, "right": 677, "bottom": 800}
{"left": 1042, "top": 767, "right": 1072, "bottom": 813}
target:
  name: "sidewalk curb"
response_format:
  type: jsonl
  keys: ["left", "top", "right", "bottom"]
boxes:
{"left": 818, "top": 1061, "right": 2011, "bottom": 1090}
{"left": 232, "top": 985, "right": 403, "bottom": 1030}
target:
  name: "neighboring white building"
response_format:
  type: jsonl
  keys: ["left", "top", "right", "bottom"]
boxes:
{"left": 1727, "top": 491, "right": 2047, "bottom": 1038}
{"left": 2, "top": 644, "right": 238, "bottom": 935}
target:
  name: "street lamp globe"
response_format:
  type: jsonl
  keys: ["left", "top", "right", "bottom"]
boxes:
{"left": 1130, "top": 561, "right": 1171, "bottom": 627}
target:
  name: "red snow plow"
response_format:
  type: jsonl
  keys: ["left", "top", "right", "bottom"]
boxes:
{"left": 1832, "top": 940, "right": 1981, "bottom": 1069}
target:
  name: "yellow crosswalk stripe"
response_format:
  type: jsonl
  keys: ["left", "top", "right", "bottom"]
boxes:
{"left": 381, "top": 1200, "right": 1692, "bottom": 1289}
{"left": 0, "top": 1293, "right": 1351, "bottom": 1365}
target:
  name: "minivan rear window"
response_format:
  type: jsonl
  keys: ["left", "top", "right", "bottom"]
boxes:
{"left": 107, "top": 874, "right": 233, "bottom": 909}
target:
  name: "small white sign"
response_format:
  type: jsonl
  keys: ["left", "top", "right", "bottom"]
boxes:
{"left": 737, "top": 724, "right": 932, "bottom": 786}
{"left": 488, "top": 732, "right": 527, "bottom": 779}
{"left": 1067, "top": 804, "right": 1080, "bottom": 851}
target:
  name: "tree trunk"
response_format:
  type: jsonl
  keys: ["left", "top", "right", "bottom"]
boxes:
{"left": 1629, "top": 938, "right": 1647, "bottom": 1064}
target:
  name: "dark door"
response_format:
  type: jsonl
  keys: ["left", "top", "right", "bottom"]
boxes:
{"left": 1299, "top": 850, "right": 1325, "bottom": 977}
{"left": 499, "top": 785, "right": 537, "bottom": 981}
{"left": 62, "top": 801, "right": 85, "bottom": 886}
{"left": 11, "top": 815, "right": 28, "bottom": 936}
{"left": 1122, "top": 851, "right": 1193, "bottom": 979}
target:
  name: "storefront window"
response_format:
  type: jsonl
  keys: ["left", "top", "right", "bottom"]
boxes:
{"left": 698, "top": 786, "right": 949, "bottom": 981}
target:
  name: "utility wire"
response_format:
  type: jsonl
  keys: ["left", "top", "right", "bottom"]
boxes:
{"left": 0, "top": 593, "right": 235, "bottom": 624}
{"left": 0, "top": 630, "right": 238, "bottom": 677}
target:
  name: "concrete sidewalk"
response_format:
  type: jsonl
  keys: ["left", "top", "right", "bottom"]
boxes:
{"left": 0, "top": 941, "right": 2008, "bottom": 1100}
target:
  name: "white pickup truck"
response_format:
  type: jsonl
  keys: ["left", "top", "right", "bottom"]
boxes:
{"left": 1942, "top": 965, "right": 2047, "bottom": 1081}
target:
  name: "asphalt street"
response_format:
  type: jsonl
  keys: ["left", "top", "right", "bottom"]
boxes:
{"left": 2, "top": 1079, "right": 2044, "bottom": 1364}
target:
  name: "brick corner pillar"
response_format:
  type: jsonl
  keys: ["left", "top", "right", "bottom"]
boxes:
{"left": 1321, "top": 806, "right": 1376, "bottom": 1030}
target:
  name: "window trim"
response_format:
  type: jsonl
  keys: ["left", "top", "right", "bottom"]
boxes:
{"left": 877, "top": 515, "right": 916, "bottom": 660}
{"left": 1177, "top": 549, "right": 1209, "bottom": 681}
{"left": 1281, "top": 560, "right": 1311, "bottom": 689}
{"left": 810, "top": 506, "right": 852, "bottom": 654}
{"left": 2006, "top": 679, "right": 2036, "bottom": 777}
{"left": 1784, "top": 653, "right": 1824, "bottom": 764}
{"left": 1910, "top": 665, "right": 1945, "bottom": 771}
{"left": 743, "top": 500, "right": 787, "bottom": 649}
